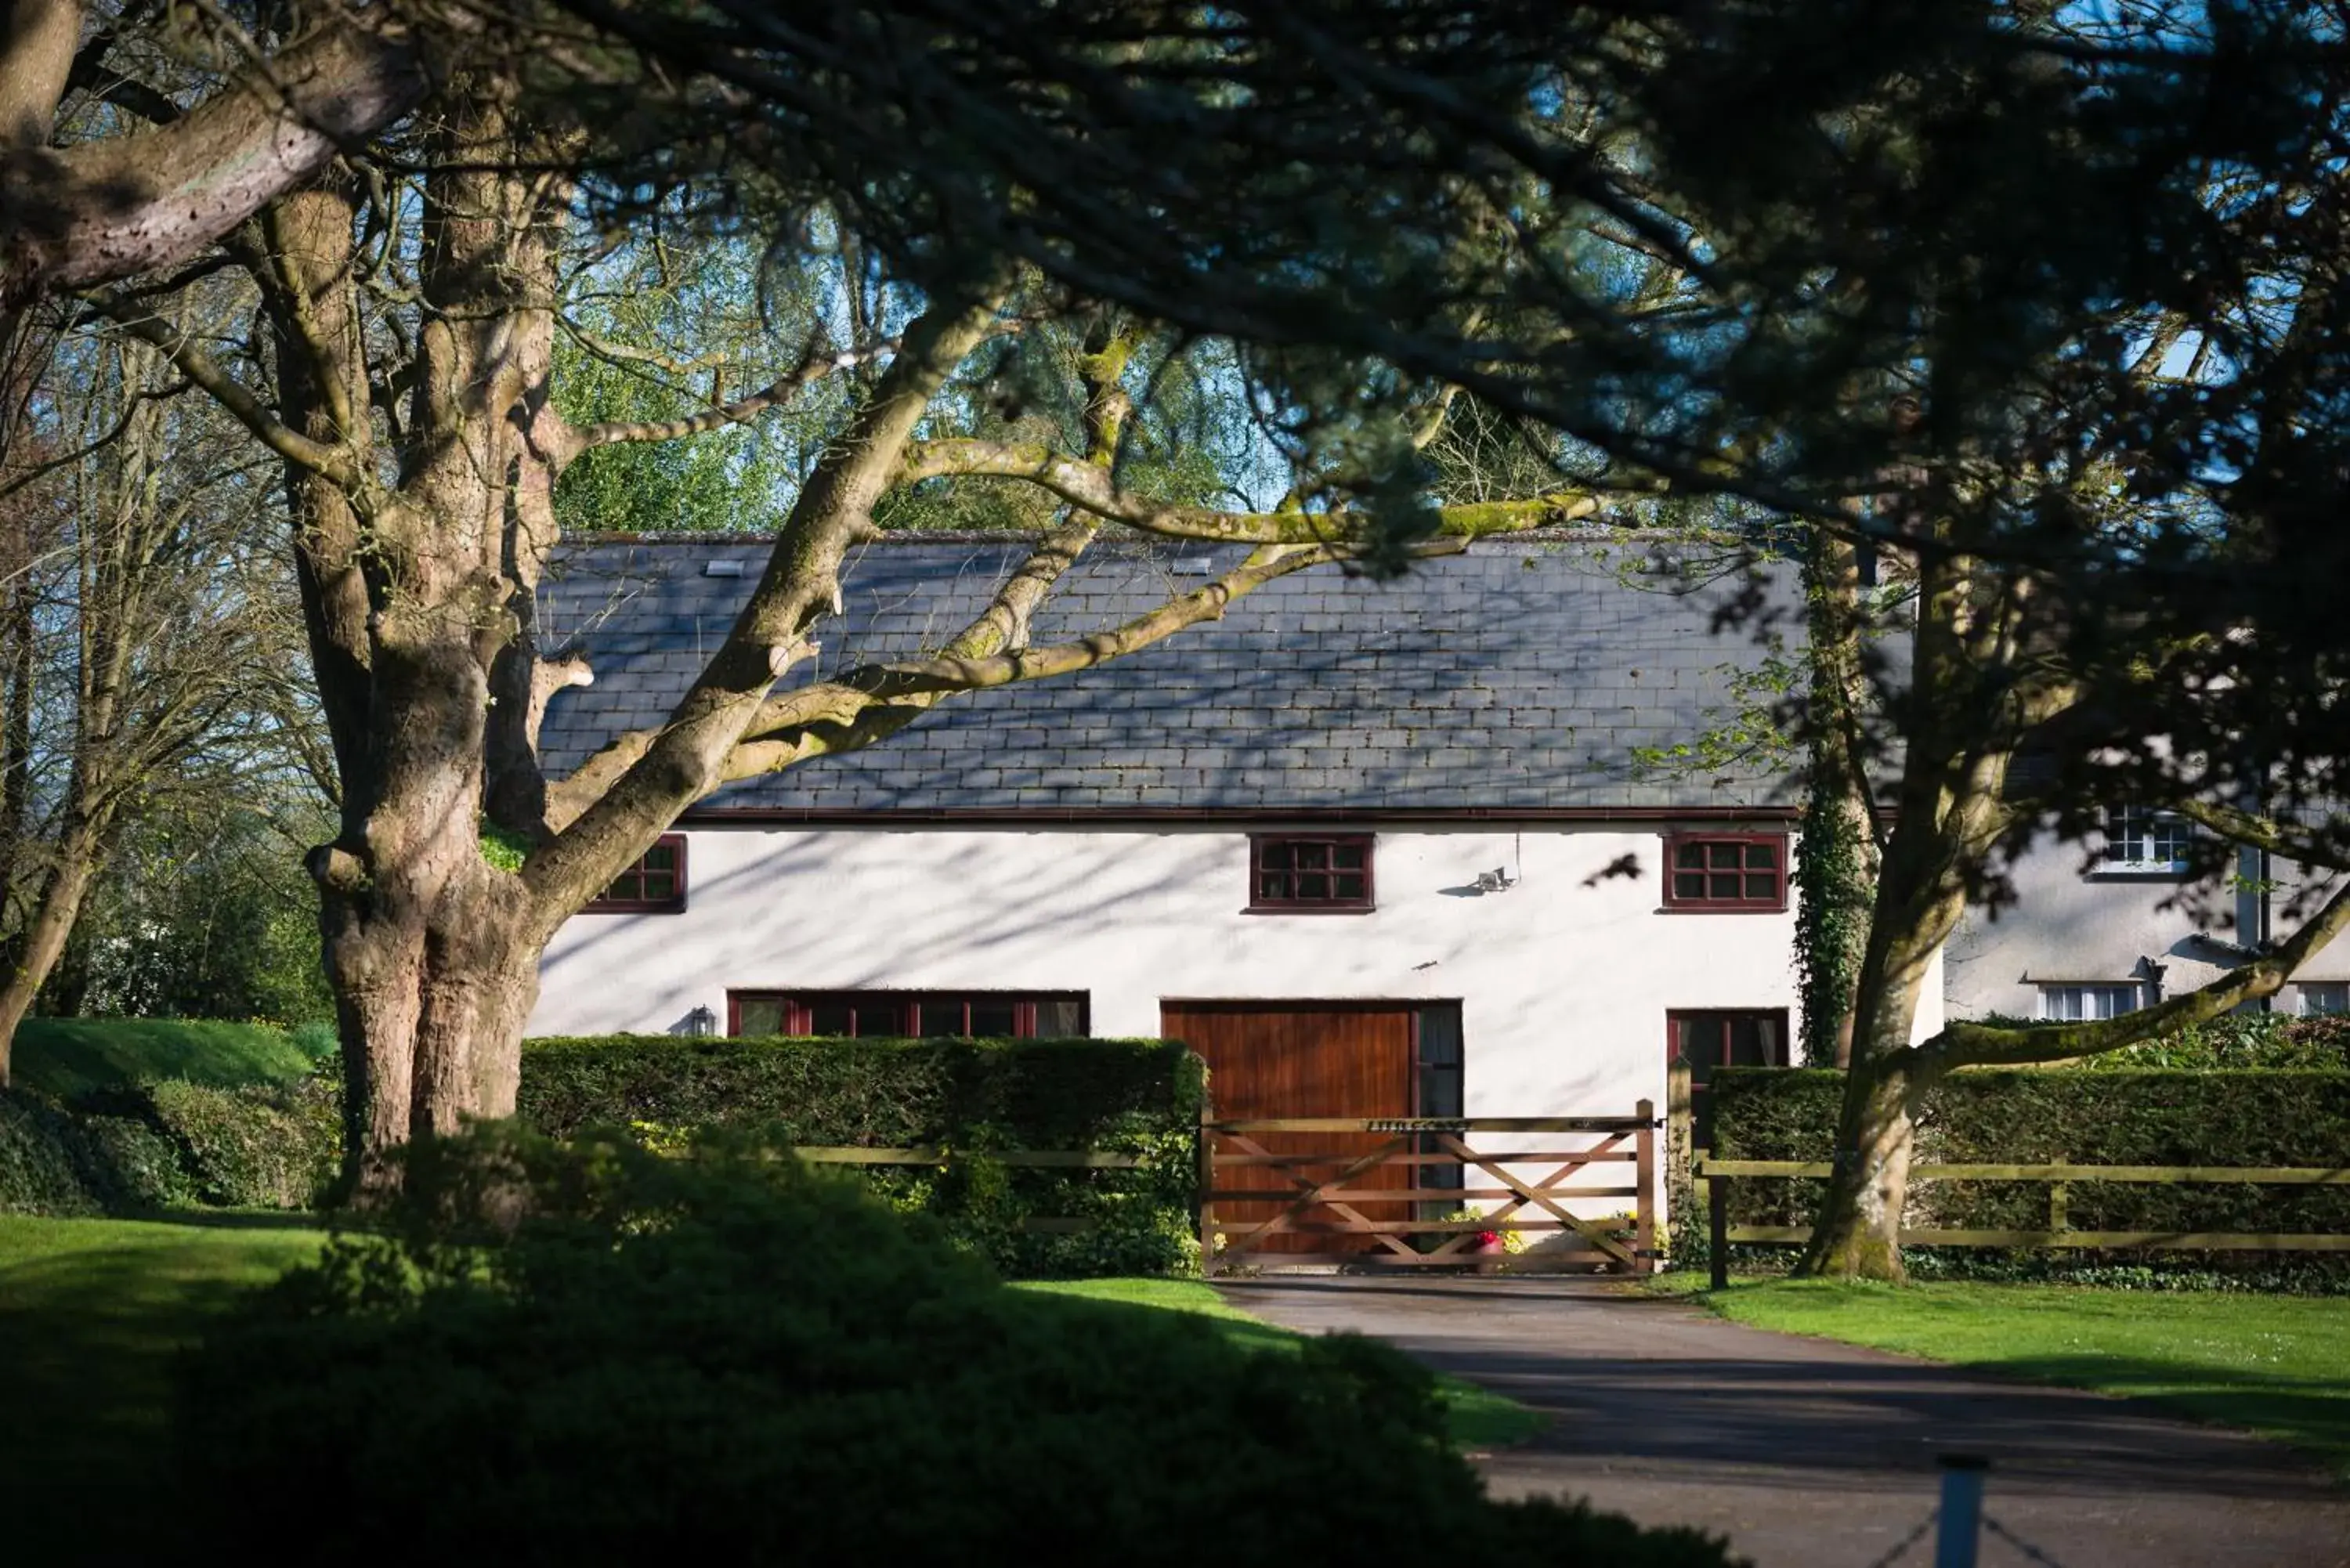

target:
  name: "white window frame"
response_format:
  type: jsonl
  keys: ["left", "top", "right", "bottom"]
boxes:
{"left": 2298, "top": 982, "right": 2350, "bottom": 1017}
{"left": 2099, "top": 805, "right": 2196, "bottom": 875}
{"left": 2037, "top": 982, "right": 2145, "bottom": 1021}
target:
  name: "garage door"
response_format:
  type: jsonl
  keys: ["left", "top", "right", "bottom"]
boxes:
{"left": 1160, "top": 999, "right": 1421, "bottom": 1254}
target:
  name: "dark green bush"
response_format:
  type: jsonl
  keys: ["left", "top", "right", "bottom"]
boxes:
{"left": 1713, "top": 1068, "right": 2350, "bottom": 1284}
{"left": 518, "top": 1035, "right": 1205, "bottom": 1276}
{"left": 72, "top": 1075, "right": 339, "bottom": 1211}
{"left": 0, "top": 1089, "right": 202, "bottom": 1213}
{"left": 182, "top": 1126, "right": 1734, "bottom": 1568}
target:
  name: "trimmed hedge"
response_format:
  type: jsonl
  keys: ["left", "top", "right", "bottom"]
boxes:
{"left": 518, "top": 1035, "right": 1207, "bottom": 1277}
{"left": 1714, "top": 1068, "right": 2350, "bottom": 1274}
{"left": 0, "top": 1089, "right": 201, "bottom": 1214}
{"left": 77, "top": 1076, "right": 340, "bottom": 1209}
{"left": 183, "top": 1125, "right": 1738, "bottom": 1568}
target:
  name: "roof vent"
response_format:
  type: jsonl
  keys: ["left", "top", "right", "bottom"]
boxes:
{"left": 704, "top": 559, "right": 747, "bottom": 578}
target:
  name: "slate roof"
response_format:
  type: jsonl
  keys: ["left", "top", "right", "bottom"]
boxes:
{"left": 536, "top": 534, "right": 1805, "bottom": 814}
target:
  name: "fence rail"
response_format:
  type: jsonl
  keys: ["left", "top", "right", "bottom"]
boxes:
{"left": 1697, "top": 1155, "right": 2350, "bottom": 1284}
{"left": 1202, "top": 1107, "right": 1658, "bottom": 1275}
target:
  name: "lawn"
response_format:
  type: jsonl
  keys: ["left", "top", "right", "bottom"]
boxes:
{"left": 1017, "top": 1277, "right": 1546, "bottom": 1452}
{"left": 0, "top": 1213, "right": 327, "bottom": 1559}
{"left": 10, "top": 1016, "right": 316, "bottom": 1099}
{"left": 1658, "top": 1274, "right": 2350, "bottom": 1476}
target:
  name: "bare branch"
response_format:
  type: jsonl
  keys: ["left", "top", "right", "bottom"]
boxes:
{"left": 899, "top": 435, "right": 1607, "bottom": 541}
{"left": 81, "top": 292, "right": 360, "bottom": 485}
{"left": 2171, "top": 798, "right": 2350, "bottom": 871}
{"left": 559, "top": 335, "right": 897, "bottom": 461}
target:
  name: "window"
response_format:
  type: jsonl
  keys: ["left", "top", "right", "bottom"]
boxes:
{"left": 2300, "top": 982, "right": 2350, "bottom": 1017}
{"left": 1249, "top": 834, "right": 1374, "bottom": 912}
{"left": 1668, "top": 1010, "right": 1788, "bottom": 1144}
{"left": 2101, "top": 806, "right": 2195, "bottom": 873}
{"left": 2038, "top": 983, "right": 2142, "bottom": 1021}
{"left": 1662, "top": 833, "right": 1788, "bottom": 911}
{"left": 728, "top": 991, "right": 1088, "bottom": 1038}
{"left": 1413, "top": 1003, "right": 1466, "bottom": 1210}
{"left": 584, "top": 835, "right": 685, "bottom": 912}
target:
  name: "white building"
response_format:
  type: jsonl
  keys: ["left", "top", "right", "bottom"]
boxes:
{"left": 529, "top": 535, "right": 1960, "bottom": 1248}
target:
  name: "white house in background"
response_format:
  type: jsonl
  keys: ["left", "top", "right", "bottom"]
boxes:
{"left": 1945, "top": 805, "right": 2350, "bottom": 1024}
{"left": 528, "top": 533, "right": 1946, "bottom": 1176}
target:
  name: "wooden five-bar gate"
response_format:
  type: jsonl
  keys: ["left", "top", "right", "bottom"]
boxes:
{"left": 1199, "top": 1104, "right": 1659, "bottom": 1276}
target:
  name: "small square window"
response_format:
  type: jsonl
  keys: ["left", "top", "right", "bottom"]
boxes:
{"left": 1661, "top": 833, "right": 1788, "bottom": 912}
{"left": 2101, "top": 806, "right": 2195, "bottom": 873}
{"left": 584, "top": 834, "right": 688, "bottom": 913}
{"left": 1249, "top": 835, "right": 1375, "bottom": 912}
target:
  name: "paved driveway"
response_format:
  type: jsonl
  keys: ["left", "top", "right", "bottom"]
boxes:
{"left": 1217, "top": 1276, "right": 2348, "bottom": 1568}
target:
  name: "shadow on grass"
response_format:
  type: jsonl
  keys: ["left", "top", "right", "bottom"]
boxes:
{"left": 1983, "top": 1350, "right": 2350, "bottom": 1472}
{"left": 0, "top": 1230, "right": 324, "bottom": 1563}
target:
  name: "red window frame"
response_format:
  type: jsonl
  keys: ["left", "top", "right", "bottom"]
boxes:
{"left": 1248, "top": 833, "right": 1376, "bottom": 913}
{"left": 1661, "top": 832, "right": 1788, "bottom": 912}
{"left": 1666, "top": 1008, "right": 1791, "bottom": 1144}
{"left": 726, "top": 991, "right": 1090, "bottom": 1039}
{"left": 584, "top": 833, "right": 687, "bottom": 913}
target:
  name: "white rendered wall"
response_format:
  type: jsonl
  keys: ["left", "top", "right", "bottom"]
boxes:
{"left": 1947, "top": 829, "right": 2350, "bottom": 1021}
{"left": 533, "top": 824, "right": 1946, "bottom": 1114}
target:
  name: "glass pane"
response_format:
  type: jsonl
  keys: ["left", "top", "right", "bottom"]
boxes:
{"left": 1744, "top": 873, "right": 1776, "bottom": 899}
{"left": 1332, "top": 843, "right": 1365, "bottom": 870}
{"left": 1032, "top": 999, "right": 1084, "bottom": 1037}
{"left": 806, "top": 1001, "right": 853, "bottom": 1037}
{"left": 1297, "top": 873, "right": 1329, "bottom": 899}
{"left": 858, "top": 1000, "right": 908, "bottom": 1037}
{"left": 1708, "top": 843, "right": 1741, "bottom": 869}
{"left": 1673, "top": 872, "right": 1706, "bottom": 900}
{"left": 642, "top": 843, "right": 678, "bottom": 874}
{"left": 1676, "top": 842, "right": 1706, "bottom": 869}
{"left": 1259, "top": 873, "right": 1290, "bottom": 900}
{"left": 639, "top": 869, "right": 678, "bottom": 901}
{"left": 605, "top": 869, "right": 641, "bottom": 901}
{"left": 1294, "top": 842, "right": 1329, "bottom": 869}
{"left": 1756, "top": 1013, "right": 1782, "bottom": 1066}
{"left": 1260, "top": 841, "right": 1293, "bottom": 869}
{"left": 1334, "top": 873, "right": 1365, "bottom": 901}
{"left": 1744, "top": 842, "right": 1777, "bottom": 869}
{"left": 1708, "top": 873, "right": 1740, "bottom": 898}
{"left": 1727, "top": 1016, "right": 1767, "bottom": 1068}
{"left": 913, "top": 999, "right": 964, "bottom": 1036}
{"left": 735, "top": 998, "right": 786, "bottom": 1037}
{"left": 967, "top": 999, "right": 1018, "bottom": 1036}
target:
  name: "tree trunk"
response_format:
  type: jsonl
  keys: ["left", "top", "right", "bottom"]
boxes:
{"left": 1795, "top": 911, "right": 1948, "bottom": 1279}
{"left": 0, "top": 812, "right": 101, "bottom": 1086}
{"left": 1795, "top": 529, "right": 1878, "bottom": 1069}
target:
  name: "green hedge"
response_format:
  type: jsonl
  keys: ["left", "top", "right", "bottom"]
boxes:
{"left": 0, "top": 1089, "right": 200, "bottom": 1214}
{"left": 518, "top": 1035, "right": 1206, "bottom": 1277}
{"left": 1713, "top": 1068, "right": 2350, "bottom": 1270}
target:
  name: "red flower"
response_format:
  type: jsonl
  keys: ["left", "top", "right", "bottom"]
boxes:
{"left": 1477, "top": 1230, "right": 1501, "bottom": 1248}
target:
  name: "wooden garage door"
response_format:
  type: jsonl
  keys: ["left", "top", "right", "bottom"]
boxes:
{"left": 1162, "top": 1000, "right": 1418, "bottom": 1254}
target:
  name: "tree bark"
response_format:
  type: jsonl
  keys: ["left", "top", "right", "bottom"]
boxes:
{"left": 0, "top": 811, "right": 100, "bottom": 1085}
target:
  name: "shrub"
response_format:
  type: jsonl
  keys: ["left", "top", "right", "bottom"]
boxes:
{"left": 0, "top": 1089, "right": 202, "bottom": 1213}
{"left": 1712, "top": 1067, "right": 2350, "bottom": 1285}
{"left": 519, "top": 1035, "right": 1204, "bottom": 1276}
{"left": 182, "top": 1125, "right": 1735, "bottom": 1568}
{"left": 78, "top": 1075, "right": 340, "bottom": 1209}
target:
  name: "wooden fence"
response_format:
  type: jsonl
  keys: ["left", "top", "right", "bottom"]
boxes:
{"left": 1697, "top": 1154, "right": 2350, "bottom": 1287}
{"left": 1199, "top": 1108, "right": 1658, "bottom": 1275}
{"left": 794, "top": 1144, "right": 1147, "bottom": 1234}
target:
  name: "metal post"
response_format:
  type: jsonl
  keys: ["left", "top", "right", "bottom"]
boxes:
{"left": 1934, "top": 1454, "right": 1988, "bottom": 1568}
{"left": 1708, "top": 1157, "right": 1729, "bottom": 1292}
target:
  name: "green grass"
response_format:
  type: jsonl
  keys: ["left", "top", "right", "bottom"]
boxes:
{"left": 0, "top": 1213, "right": 327, "bottom": 1559}
{"left": 12, "top": 1017, "right": 317, "bottom": 1100}
{"left": 1658, "top": 1274, "right": 2350, "bottom": 1476}
{"left": 1017, "top": 1277, "right": 1547, "bottom": 1452}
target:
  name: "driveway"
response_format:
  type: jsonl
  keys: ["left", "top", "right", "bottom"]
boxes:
{"left": 1217, "top": 1276, "right": 2348, "bottom": 1568}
